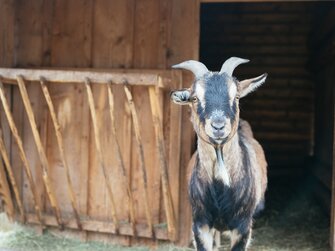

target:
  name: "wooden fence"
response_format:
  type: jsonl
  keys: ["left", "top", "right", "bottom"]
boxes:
{"left": 0, "top": 68, "right": 183, "bottom": 242}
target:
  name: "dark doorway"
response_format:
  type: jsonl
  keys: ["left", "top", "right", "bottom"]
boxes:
{"left": 200, "top": 2, "right": 333, "bottom": 250}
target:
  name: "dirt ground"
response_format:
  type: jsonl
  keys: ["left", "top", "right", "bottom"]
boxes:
{"left": 0, "top": 176, "right": 330, "bottom": 251}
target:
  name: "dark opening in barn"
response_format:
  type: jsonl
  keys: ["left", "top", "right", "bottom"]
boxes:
{"left": 200, "top": 2, "right": 333, "bottom": 250}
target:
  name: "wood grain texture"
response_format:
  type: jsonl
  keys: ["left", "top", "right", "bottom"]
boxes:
{"left": 0, "top": 152, "right": 14, "bottom": 219}
{"left": 85, "top": 80, "right": 119, "bottom": 230}
{"left": 168, "top": 0, "right": 200, "bottom": 245}
{"left": 0, "top": 125, "right": 25, "bottom": 221}
{"left": 51, "top": 0, "right": 93, "bottom": 67}
{"left": 17, "top": 76, "right": 63, "bottom": 227}
{"left": 149, "top": 86, "right": 176, "bottom": 240}
{"left": 0, "top": 81, "right": 43, "bottom": 223}
{"left": 1, "top": 0, "right": 200, "bottom": 245}
{"left": 40, "top": 79, "right": 82, "bottom": 229}
{"left": 0, "top": 0, "right": 15, "bottom": 67}
{"left": 124, "top": 85, "right": 153, "bottom": 236}
{"left": 15, "top": 0, "right": 53, "bottom": 67}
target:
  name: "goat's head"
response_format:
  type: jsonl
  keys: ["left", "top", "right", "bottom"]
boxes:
{"left": 171, "top": 57, "right": 267, "bottom": 146}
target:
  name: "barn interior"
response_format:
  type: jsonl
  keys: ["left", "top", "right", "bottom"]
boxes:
{"left": 200, "top": 1, "right": 334, "bottom": 249}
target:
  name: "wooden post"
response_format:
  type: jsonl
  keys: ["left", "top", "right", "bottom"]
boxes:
{"left": 40, "top": 78, "right": 82, "bottom": 230}
{"left": 107, "top": 83, "right": 137, "bottom": 235}
{"left": 16, "top": 76, "right": 63, "bottom": 228}
{"left": 85, "top": 79, "right": 119, "bottom": 231}
{"left": 123, "top": 84, "right": 153, "bottom": 237}
{"left": 0, "top": 80, "right": 43, "bottom": 224}
{"left": 0, "top": 125, "right": 25, "bottom": 221}
{"left": 148, "top": 84, "right": 176, "bottom": 240}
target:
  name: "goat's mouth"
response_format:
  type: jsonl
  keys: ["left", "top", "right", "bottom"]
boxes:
{"left": 209, "top": 135, "right": 228, "bottom": 144}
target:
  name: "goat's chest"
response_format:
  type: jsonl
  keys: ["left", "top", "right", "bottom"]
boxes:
{"left": 190, "top": 173, "right": 255, "bottom": 231}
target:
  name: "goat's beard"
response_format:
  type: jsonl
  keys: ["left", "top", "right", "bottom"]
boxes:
{"left": 214, "top": 145, "right": 230, "bottom": 186}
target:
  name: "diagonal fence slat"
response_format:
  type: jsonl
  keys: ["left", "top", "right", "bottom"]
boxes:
{"left": 0, "top": 149, "right": 14, "bottom": 220}
{"left": 0, "top": 125, "right": 25, "bottom": 221}
{"left": 123, "top": 84, "right": 153, "bottom": 237}
{"left": 85, "top": 79, "right": 119, "bottom": 231}
{"left": 148, "top": 84, "right": 176, "bottom": 240}
{"left": 0, "top": 80, "right": 43, "bottom": 224}
{"left": 0, "top": 68, "right": 182, "bottom": 242}
{"left": 107, "top": 83, "right": 137, "bottom": 235}
{"left": 16, "top": 76, "right": 63, "bottom": 228}
{"left": 40, "top": 78, "right": 82, "bottom": 230}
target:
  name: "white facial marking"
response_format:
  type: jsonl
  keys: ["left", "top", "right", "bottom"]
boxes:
{"left": 195, "top": 83, "right": 205, "bottom": 108}
{"left": 228, "top": 83, "right": 237, "bottom": 106}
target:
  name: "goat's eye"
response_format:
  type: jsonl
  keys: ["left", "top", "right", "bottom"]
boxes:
{"left": 192, "top": 96, "right": 198, "bottom": 103}
{"left": 236, "top": 95, "right": 240, "bottom": 100}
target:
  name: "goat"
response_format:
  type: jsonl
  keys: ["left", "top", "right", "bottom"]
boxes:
{"left": 170, "top": 57, "right": 268, "bottom": 251}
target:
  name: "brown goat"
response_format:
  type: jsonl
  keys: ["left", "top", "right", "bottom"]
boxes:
{"left": 171, "top": 57, "right": 268, "bottom": 251}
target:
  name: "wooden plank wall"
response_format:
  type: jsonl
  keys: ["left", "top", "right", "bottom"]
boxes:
{"left": 200, "top": 2, "right": 315, "bottom": 175}
{"left": 0, "top": 0, "right": 15, "bottom": 214}
{"left": 0, "top": 0, "right": 199, "bottom": 246}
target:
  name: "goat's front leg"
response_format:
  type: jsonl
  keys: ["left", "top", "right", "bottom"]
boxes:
{"left": 230, "top": 228, "right": 252, "bottom": 251}
{"left": 193, "top": 222, "right": 217, "bottom": 251}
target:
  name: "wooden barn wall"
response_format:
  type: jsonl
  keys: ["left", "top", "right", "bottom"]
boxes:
{"left": 200, "top": 2, "right": 315, "bottom": 175}
{"left": 0, "top": 0, "right": 199, "bottom": 246}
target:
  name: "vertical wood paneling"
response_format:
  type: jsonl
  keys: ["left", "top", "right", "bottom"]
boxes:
{"left": 132, "top": 0, "right": 162, "bottom": 233}
{"left": 15, "top": 0, "right": 53, "bottom": 67}
{"left": 90, "top": 0, "right": 135, "bottom": 245}
{"left": 92, "top": 0, "right": 135, "bottom": 68}
{"left": 1, "top": 0, "right": 200, "bottom": 245}
{"left": 0, "top": 0, "right": 15, "bottom": 67}
{"left": 51, "top": 0, "right": 93, "bottom": 67}
{"left": 49, "top": 0, "right": 93, "bottom": 240}
{"left": 169, "top": 0, "right": 200, "bottom": 245}
{"left": 21, "top": 84, "right": 47, "bottom": 215}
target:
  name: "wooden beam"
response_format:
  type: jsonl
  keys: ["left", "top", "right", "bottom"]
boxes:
{"left": 201, "top": 0, "right": 321, "bottom": 2}
{"left": 0, "top": 68, "right": 173, "bottom": 88}
{"left": 22, "top": 213, "right": 169, "bottom": 240}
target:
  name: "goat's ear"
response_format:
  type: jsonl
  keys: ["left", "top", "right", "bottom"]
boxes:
{"left": 238, "top": 73, "right": 267, "bottom": 98}
{"left": 170, "top": 89, "right": 191, "bottom": 105}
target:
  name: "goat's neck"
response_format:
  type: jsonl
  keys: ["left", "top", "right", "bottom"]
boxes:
{"left": 197, "top": 133, "right": 241, "bottom": 185}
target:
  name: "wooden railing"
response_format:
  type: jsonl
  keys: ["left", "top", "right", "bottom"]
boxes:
{"left": 0, "top": 68, "right": 182, "bottom": 241}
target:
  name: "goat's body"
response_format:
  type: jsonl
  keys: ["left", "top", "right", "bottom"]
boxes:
{"left": 189, "top": 119, "right": 267, "bottom": 251}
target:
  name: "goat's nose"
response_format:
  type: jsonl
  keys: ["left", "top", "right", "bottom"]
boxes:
{"left": 211, "top": 120, "right": 225, "bottom": 131}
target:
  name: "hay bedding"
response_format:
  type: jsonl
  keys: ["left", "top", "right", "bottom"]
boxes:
{"left": 0, "top": 177, "right": 329, "bottom": 251}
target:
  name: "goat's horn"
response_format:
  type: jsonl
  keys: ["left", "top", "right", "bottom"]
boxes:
{"left": 220, "top": 57, "right": 250, "bottom": 76}
{"left": 172, "top": 60, "right": 208, "bottom": 79}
